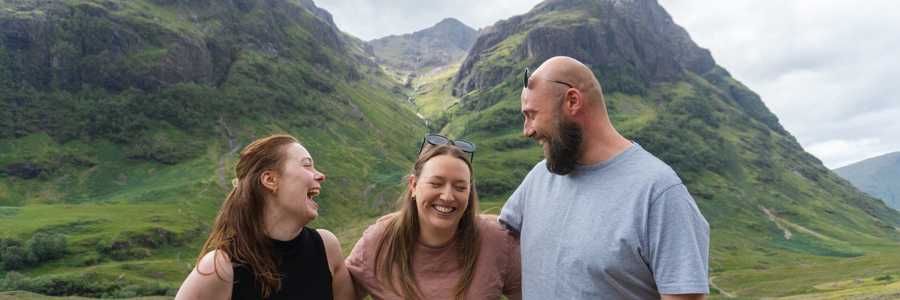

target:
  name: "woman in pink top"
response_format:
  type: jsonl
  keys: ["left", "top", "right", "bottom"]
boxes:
{"left": 346, "top": 135, "right": 521, "bottom": 300}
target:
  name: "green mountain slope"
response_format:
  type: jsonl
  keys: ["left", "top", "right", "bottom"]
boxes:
{"left": 438, "top": 0, "right": 900, "bottom": 298}
{"left": 0, "top": 0, "right": 424, "bottom": 296}
{"left": 835, "top": 152, "right": 900, "bottom": 211}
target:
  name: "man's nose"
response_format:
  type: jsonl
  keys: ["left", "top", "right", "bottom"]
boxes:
{"left": 523, "top": 120, "right": 535, "bottom": 138}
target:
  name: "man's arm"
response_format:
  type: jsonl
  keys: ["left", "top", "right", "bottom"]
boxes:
{"left": 646, "top": 184, "right": 710, "bottom": 296}
{"left": 499, "top": 176, "right": 531, "bottom": 234}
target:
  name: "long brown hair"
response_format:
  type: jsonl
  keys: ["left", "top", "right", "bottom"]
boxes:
{"left": 195, "top": 134, "right": 299, "bottom": 297}
{"left": 374, "top": 145, "right": 481, "bottom": 300}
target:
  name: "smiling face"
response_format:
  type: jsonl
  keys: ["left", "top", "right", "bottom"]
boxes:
{"left": 410, "top": 154, "right": 472, "bottom": 236}
{"left": 270, "top": 143, "right": 326, "bottom": 224}
{"left": 522, "top": 79, "right": 584, "bottom": 175}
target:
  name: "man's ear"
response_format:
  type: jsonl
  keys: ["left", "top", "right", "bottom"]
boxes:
{"left": 407, "top": 174, "right": 417, "bottom": 195}
{"left": 564, "top": 89, "right": 585, "bottom": 116}
{"left": 261, "top": 170, "right": 278, "bottom": 193}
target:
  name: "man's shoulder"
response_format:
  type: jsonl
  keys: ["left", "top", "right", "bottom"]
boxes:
{"left": 627, "top": 145, "right": 683, "bottom": 187}
{"left": 531, "top": 159, "right": 549, "bottom": 175}
{"left": 519, "top": 159, "right": 552, "bottom": 184}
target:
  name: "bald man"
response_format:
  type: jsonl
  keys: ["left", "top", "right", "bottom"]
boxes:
{"left": 499, "top": 56, "right": 709, "bottom": 299}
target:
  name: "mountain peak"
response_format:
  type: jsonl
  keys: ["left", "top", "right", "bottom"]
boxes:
{"left": 368, "top": 17, "right": 477, "bottom": 73}
{"left": 434, "top": 17, "right": 467, "bottom": 28}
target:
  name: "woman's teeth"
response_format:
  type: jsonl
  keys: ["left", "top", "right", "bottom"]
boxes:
{"left": 432, "top": 204, "right": 456, "bottom": 214}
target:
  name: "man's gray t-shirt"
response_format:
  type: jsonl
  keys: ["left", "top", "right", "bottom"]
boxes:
{"left": 500, "top": 143, "right": 709, "bottom": 299}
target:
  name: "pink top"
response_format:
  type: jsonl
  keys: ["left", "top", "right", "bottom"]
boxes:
{"left": 345, "top": 215, "right": 521, "bottom": 299}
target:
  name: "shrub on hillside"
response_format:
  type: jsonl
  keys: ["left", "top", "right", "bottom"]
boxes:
{"left": 25, "top": 232, "right": 67, "bottom": 262}
{"left": 0, "top": 271, "right": 174, "bottom": 296}
{"left": 0, "top": 241, "right": 29, "bottom": 270}
{"left": 95, "top": 228, "right": 180, "bottom": 260}
{"left": 1, "top": 234, "right": 68, "bottom": 270}
{"left": 0, "top": 272, "right": 178, "bottom": 298}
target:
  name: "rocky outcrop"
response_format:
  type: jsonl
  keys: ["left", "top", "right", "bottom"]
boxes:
{"left": 453, "top": 0, "right": 715, "bottom": 99}
{"left": 299, "top": 0, "right": 337, "bottom": 27}
{"left": 0, "top": 0, "right": 351, "bottom": 92}
{"left": 0, "top": 2, "right": 214, "bottom": 91}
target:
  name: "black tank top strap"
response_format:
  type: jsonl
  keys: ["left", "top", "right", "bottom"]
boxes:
{"left": 232, "top": 227, "right": 333, "bottom": 299}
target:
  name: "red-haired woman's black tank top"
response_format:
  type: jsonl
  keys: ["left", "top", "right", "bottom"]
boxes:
{"left": 232, "top": 227, "right": 333, "bottom": 299}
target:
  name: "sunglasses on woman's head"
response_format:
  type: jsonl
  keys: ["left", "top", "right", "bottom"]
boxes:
{"left": 417, "top": 133, "right": 476, "bottom": 161}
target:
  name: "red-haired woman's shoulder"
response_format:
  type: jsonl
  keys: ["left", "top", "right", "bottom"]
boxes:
{"left": 197, "top": 249, "right": 234, "bottom": 280}
{"left": 175, "top": 250, "right": 234, "bottom": 299}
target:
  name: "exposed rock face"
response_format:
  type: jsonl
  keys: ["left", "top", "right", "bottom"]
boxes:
{"left": 369, "top": 18, "right": 478, "bottom": 73}
{"left": 0, "top": 2, "right": 213, "bottom": 91}
{"left": 299, "top": 0, "right": 337, "bottom": 27}
{"left": 0, "top": 0, "right": 349, "bottom": 92}
{"left": 453, "top": 0, "right": 715, "bottom": 98}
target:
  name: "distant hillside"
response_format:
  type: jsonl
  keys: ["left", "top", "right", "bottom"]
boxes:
{"left": 835, "top": 152, "right": 900, "bottom": 211}
{"left": 369, "top": 18, "right": 477, "bottom": 74}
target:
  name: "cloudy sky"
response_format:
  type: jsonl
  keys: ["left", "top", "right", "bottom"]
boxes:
{"left": 316, "top": 0, "right": 900, "bottom": 169}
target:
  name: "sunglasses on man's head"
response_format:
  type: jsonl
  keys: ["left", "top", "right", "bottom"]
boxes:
{"left": 523, "top": 67, "right": 574, "bottom": 89}
{"left": 417, "top": 133, "right": 476, "bottom": 161}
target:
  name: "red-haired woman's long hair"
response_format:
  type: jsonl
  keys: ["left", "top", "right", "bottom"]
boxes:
{"left": 195, "top": 134, "right": 298, "bottom": 297}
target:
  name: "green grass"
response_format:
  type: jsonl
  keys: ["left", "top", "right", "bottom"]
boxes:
{"left": 412, "top": 63, "right": 462, "bottom": 121}
{"left": 0, "top": 291, "right": 170, "bottom": 300}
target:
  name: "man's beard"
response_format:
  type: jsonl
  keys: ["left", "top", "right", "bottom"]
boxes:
{"left": 543, "top": 114, "right": 583, "bottom": 175}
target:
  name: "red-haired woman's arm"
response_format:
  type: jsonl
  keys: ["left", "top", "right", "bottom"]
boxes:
{"left": 175, "top": 250, "right": 234, "bottom": 300}
{"left": 319, "top": 229, "right": 357, "bottom": 300}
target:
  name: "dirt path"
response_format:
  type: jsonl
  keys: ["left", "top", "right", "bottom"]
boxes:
{"left": 761, "top": 206, "right": 793, "bottom": 240}
{"left": 709, "top": 276, "right": 737, "bottom": 298}
{"left": 215, "top": 117, "right": 240, "bottom": 191}
{"left": 761, "top": 205, "right": 834, "bottom": 242}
